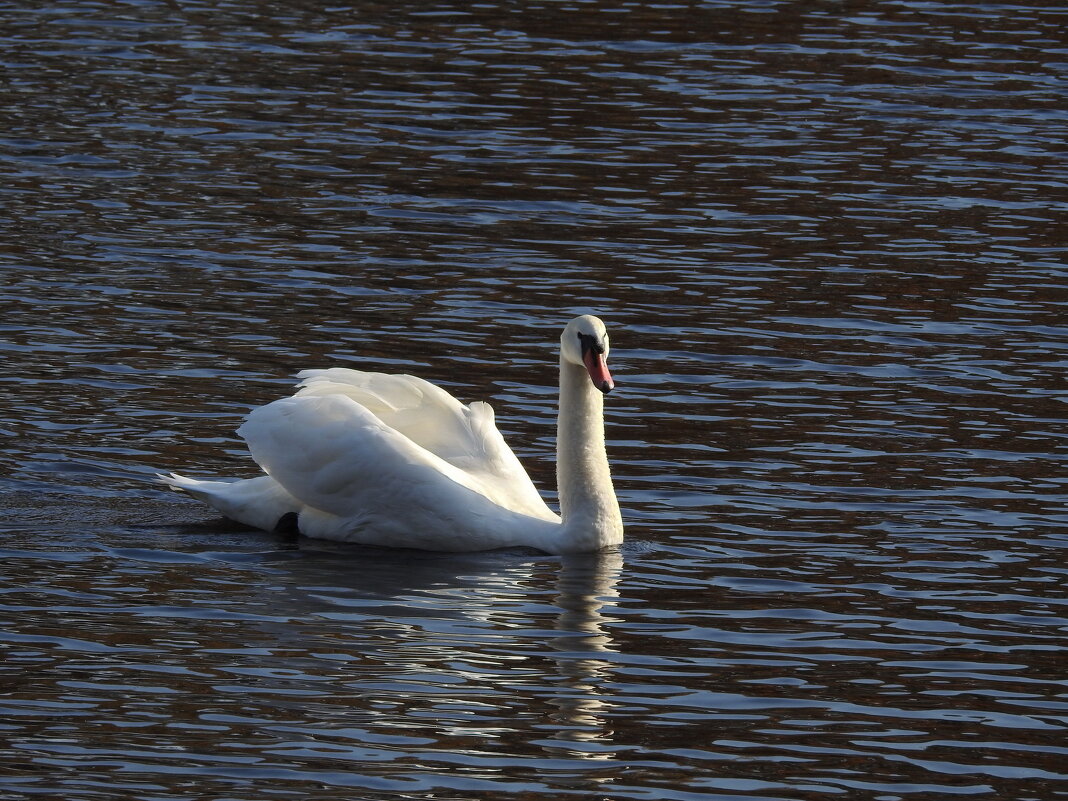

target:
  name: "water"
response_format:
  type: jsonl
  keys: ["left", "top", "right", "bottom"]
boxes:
{"left": 2, "top": 1, "right": 1067, "bottom": 799}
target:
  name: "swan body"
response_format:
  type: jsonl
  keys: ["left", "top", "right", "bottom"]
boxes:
{"left": 160, "top": 315, "right": 622, "bottom": 554}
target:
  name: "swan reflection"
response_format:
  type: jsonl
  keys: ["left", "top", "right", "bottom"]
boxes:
{"left": 203, "top": 538, "right": 626, "bottom": 771}
{"left": 543, "top": 549, "right": 624, "bottom": 758}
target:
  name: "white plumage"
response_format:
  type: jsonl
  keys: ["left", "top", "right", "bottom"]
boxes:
{"left": 160, "top": 315, "right": 622, "bottom": 554}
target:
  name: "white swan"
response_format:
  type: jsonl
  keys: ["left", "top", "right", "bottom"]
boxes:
{"left": 159, "top": 315, "right": 622, "bottom": 554}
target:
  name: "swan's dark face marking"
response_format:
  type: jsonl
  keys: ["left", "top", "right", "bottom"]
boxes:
{"left": 577, "top": 332, "right": 604, "bottom": 356}
{"left": 578, "top": 332, "right": 614, "bottom": 393}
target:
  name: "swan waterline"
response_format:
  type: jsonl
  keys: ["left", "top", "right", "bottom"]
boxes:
{"left": 158, "top": 315, "right": 623, "bottom": 554}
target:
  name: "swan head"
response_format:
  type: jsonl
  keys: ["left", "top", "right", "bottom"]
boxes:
{"left": 561, "top": 315, "right": 614, "bottom": 393}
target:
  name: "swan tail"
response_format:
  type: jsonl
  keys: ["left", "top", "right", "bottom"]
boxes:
{"left": 157, "top": 472, "right": 302, "bottom": 533}
{"left": 157, "top": 472, "right": 217, "bottom": 500}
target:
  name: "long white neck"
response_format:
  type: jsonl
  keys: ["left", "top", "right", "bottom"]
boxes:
{"left": 553, "top": 354, "right": 623, "bottom": 552}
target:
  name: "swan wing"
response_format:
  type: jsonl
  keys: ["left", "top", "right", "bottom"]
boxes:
{"left": 238, "top": 394, "right": 487, "bottom": 524}
{"left": 293, "top": 369, "right": 553, "bottom": 519}
{"left": 237, "top": 394, "right": 555, "bottom": 539}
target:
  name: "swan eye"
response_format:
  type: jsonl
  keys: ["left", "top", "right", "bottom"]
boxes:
{"left": 577, "top": 332, "right": 604, "bottom": 355}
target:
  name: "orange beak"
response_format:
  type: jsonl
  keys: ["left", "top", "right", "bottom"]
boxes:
{"left": 583, "top": 349, "right": 614, "bottom": 393}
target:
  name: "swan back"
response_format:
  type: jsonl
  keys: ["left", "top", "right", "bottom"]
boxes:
{"left": 290, "top": 369, "right": 554, "bottom": 520}
{"left": 296, "top": 370, "right": 478, "bottom": 467}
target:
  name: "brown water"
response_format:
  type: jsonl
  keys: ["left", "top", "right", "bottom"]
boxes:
{"left": 2, "top": 1, "right": 1067, "bottom": 799}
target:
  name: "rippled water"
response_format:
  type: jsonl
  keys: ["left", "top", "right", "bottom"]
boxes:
{"left": 3, "top": 1, "right": 1067, "bottom": 799}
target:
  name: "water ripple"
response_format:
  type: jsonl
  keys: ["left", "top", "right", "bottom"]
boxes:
{"left": 3, "top": 0, "right": 1067, "bottom": 799}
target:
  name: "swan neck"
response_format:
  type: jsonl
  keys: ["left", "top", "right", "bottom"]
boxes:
{"left": 555, "top": 355, "right": 622, "bottom": 551}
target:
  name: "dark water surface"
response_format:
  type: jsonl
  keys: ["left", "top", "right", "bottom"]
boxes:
{"left": 2, "top": 1, "right": 1067, "bottom": 799}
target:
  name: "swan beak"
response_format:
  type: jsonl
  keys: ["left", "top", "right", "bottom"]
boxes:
{"left": 583, "top": 349, "right": 615, "bottom": 393}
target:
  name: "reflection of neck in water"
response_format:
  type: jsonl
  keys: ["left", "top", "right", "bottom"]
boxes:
{"left": 545, "top": 550, "right": 624, "bottom": 757}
